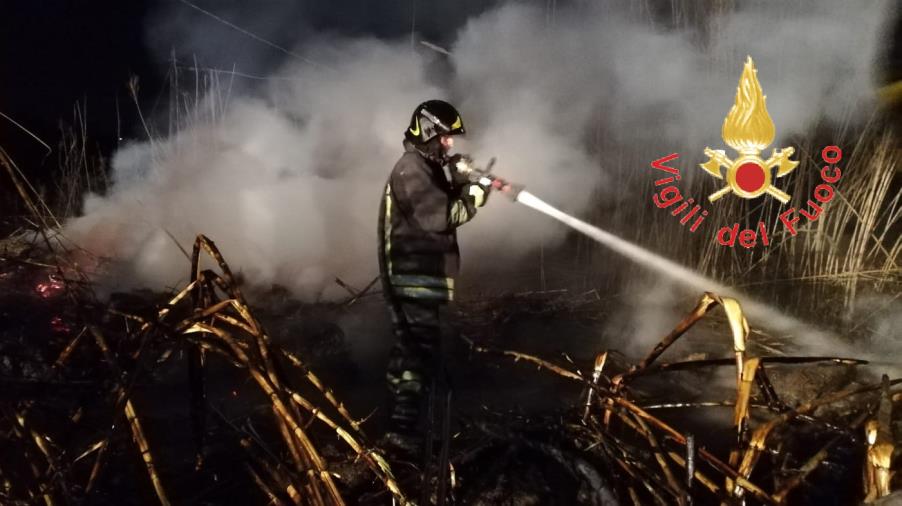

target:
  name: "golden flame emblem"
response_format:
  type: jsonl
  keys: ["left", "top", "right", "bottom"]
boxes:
{"left": 700, "top": 56, "right": 798, "bottom": 203}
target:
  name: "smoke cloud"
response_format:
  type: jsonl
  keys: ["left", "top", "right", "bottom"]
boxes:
{"left": 65, "top": 0, "right": 892, "bottom": 299}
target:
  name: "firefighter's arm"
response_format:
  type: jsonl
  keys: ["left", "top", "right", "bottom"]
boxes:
{"left": 449, "top": 183, "right": 488, "bottom": 226}
{"left": 393, "top": 162, "right": 487, "bottom": 232}
{"left": 393, "top": 164, "right": 458, "bottom": 232}
{"left": 447, "top": 154, "right": 491, "bottom": 226}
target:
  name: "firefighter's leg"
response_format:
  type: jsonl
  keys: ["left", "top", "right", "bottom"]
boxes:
{"left": 384, "top": 297, "right": 442, "bottom": 455}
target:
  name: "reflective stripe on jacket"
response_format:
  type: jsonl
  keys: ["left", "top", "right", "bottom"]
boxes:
{"left": 378, "top": 142, "right": 477, "bottom": 301}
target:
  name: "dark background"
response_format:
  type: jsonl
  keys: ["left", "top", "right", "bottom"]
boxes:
{"left": 0, "top": 0, "right": 500, "bottom": 216}
{"left": 0, "top": 1, "right": 155, "bottom": 213}
{"left": 1, "top": 1, "right": 900, "bottom": 217}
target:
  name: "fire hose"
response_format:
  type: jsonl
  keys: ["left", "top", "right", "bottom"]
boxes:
{"left": 451, "top": 155, "right": 860, "bottom": 370}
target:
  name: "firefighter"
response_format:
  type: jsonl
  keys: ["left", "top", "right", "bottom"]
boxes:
{"left": 377, "top": 100, "right": 489, "bottom": 458}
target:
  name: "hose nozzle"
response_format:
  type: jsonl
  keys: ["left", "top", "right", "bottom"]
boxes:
{"left": 479, "top": 175, "right": 523, "bottom": 200}
{"left": 455, "top": 155, "right": 523, "bottom": 199}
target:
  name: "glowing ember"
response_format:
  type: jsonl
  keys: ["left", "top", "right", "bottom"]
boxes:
{"left": 35, "top": 275, "right": 65, "bottom": 299}
{"left": 49, "top": 316, "right": 71, "bottom": 334}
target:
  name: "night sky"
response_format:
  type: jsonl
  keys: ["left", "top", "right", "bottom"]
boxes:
{"left": 0, "top": 0, "right": 499, "bottom": 214}
{"left": 1, "top": 2, "right": 156, "bottom": 188}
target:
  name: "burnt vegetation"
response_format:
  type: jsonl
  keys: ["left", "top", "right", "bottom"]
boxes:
{"left": 1, "top": 3, "right": 901, "bottom": 503}
{"left": 1, "top": 134, "right": 900, "bottom": 503}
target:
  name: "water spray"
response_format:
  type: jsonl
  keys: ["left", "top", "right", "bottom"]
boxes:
{"left": 459, "top": 159, "right": 874, "bottom": 363}
{"left": 515, "top": 187, "right": 874, "bottom": 360}
{"left": 459, "top": 158, "right": 730, "bottom": 293}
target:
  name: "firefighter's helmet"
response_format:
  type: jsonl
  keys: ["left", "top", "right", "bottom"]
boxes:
{"left": 405, "top": 100, "right": 466, "bottom": 145}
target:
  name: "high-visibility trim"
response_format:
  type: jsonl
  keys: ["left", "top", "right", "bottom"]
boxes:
{"left": 383, "top": 184, "right": 393, "bottom": 275}
{"left": 450, "top": 199, "right": 470, "bottom": 226}
{"left": 387, "top": 370, "right": 425, "bottom": 389}
{"left": 392, "top": 286, "right": 454, "bottom": 301}
{"left": 451, "top": 115, "right": 462, "bottom": 130}
{"left": 468, "top": 184, "right": 486, "bottom": 207}
{"left": 389, "top": 274, "right": 454, "bottom": 290}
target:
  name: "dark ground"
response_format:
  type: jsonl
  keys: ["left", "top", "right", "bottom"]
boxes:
{"left": 2, "top": 233, "right": 898, "bottom": 504}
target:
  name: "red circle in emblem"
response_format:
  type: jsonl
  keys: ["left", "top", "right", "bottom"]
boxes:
{"left": 736, "top": 162, "right": 766, "bottom": 193}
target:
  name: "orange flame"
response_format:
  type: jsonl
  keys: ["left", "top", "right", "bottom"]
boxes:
{"left": 722, "top": 56, "right": 775, "bottom": 154}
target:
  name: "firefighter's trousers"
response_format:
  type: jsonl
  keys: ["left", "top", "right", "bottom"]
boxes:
{"left": 384, "top": 295, "right": 444, "bottom": 437}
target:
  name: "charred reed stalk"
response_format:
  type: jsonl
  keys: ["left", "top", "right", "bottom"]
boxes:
{"left": 464, "top": 290, "right": 900, "bottom": 505}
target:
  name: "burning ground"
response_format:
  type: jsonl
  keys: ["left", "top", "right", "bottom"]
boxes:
{"left": 0, "top": 225, "right": 900, "bottom": 504}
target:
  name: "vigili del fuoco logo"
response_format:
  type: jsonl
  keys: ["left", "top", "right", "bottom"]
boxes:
{"left": 648, "top": 56, "right": 843, "bottom": 249}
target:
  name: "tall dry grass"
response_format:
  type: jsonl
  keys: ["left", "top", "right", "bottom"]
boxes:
{"left": 54, "top": 103, "right": 109, "bottom": 218}
{"left": 544, "top": 0, "right": 901, "bottom": 329}
{"left": 571, "top": 117, "right": 900, "bottom": 331}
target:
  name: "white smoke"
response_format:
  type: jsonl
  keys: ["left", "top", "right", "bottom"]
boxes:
{"left": 602, "top": 276, "right": 687, "bottom": 358}
{"left": 70, "top": 40, "right": 440, "bottom": 299}
{"left": 65, "top": 0, "right": 892, "bottom": 299}
{"left": 847, "top": 293, "right": 902, "bottom": 374}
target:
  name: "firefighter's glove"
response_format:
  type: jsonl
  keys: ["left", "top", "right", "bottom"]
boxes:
{"left": 449, "top": 154, "right": 475, "bottom": 187}
{"left": 464, "top": 181, "right": 490, "bottom": 208}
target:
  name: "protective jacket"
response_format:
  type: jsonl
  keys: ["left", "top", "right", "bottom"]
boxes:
{"left": 378, "top": 141, "right": 479, "bottom": 301}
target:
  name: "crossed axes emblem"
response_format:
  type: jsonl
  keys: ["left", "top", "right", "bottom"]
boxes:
{"left": 700, "top": 147, "right": 798, "bottom": 204}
